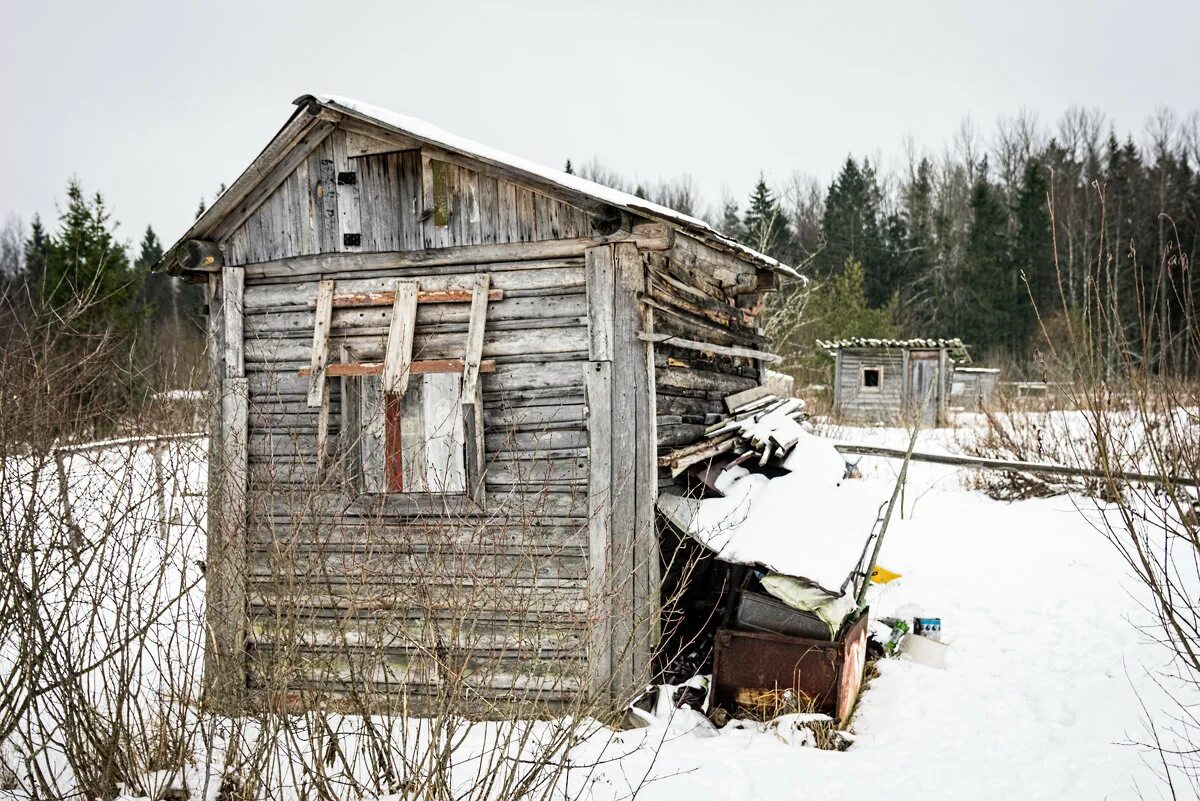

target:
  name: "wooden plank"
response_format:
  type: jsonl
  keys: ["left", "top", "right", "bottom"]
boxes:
{"left": 316, "top": 288, "right": 504, "bottom": 309}
{"left": 209, "top": 374, "right": 248, "bottom": 710}
{"left": 344, "top": 128, "right": 419, "bottom": 158}
{"left": 381, "top": 280, "right": 419, "bottom": 396}
{"left": 316, "top": 377, "right": 331, "bottom": 473}
{"left": 608, "top": 241, "right": 640, "bottom": 699}
{"left": 241, "top": 235, "right": 656, "bottom": 281}
{"left": 360, "top": 376, "right": 385, "bottom": 493}
{"left": 638, "top": 332, "right": 780, "bottom": 363}
{"left": 300, "top": 359, "right": 495, "bottom": 377}
{"left": 585, "top": 360, "right": 613, "bottom": 703}
{"left": 331, "top": 130, "right": 362, "bottom": 252}
{"left": 305, "top": 279, "right": 334, "bottom": 408}
{"left": 462, "top": 274, "right": 491, "bottom": 503}
{"left": 586, "top": 246, "right": 615, "bottom": 361}
{"left": 222, "top": 266, "right": 245, "bottom": 378}
{"left": 723, "top": 385, "right": 770, "bottom": 412}
{"left": 339, "top": 344, "right": 360, "bottom": 492}
{"left": 614, "top": 241, "right": 656, "bottom": 686}
{"left": 461, "top": 275, "right": 491, "bottom": 400}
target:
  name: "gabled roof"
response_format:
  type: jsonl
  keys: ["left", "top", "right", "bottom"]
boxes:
{"left": 158, "top": 94, "right": 798, "bottom": 278}
{"left": 817, "top": 337, "right": 972, "bottom": 363}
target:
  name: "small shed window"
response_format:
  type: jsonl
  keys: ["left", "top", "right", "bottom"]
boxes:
{"left": 861, "top": 366, "right": 882, "bottom": 391}
{"left": 360, "top": 374, "right": 467, "bottom": 494}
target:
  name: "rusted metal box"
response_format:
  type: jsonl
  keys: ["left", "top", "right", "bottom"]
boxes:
{"left": 712, "top": 610, "right": 869, "bottom": 724}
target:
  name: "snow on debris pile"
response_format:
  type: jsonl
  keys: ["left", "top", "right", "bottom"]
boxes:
{"left": 659, "top": 422, "right": 892, "bottom": 596}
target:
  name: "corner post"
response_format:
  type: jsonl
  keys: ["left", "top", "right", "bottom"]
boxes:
{"left": 205, "top": 265, "right": 249, "bottom": 710}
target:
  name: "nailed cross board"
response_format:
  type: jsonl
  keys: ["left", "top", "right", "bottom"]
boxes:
{"left": 299, "top": 359, "right": 496, "bottom": 377}
{"left": 308, "top": 288, "right": 504, "bottom": 308}
{"left": 300, "top": 278, "right": 495, "bottom": 396}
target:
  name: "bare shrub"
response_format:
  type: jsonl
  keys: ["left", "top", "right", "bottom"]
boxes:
{"left": 1022, "top": 182, "right": 1200, "bottom": 797}
{"left": 0, "top": 290, "right": 682, "bottom": 801}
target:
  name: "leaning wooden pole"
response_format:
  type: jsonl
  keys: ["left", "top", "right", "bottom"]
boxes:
{"left": 834, "top": 443, "right": 1198, "bottom": 488}
{"left": 855, "top": 424, "right": 921, "bottom": 608}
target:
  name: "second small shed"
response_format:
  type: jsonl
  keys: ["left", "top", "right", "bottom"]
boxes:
{"left": 819, "top": 338, "right": 971, "bottom": 426}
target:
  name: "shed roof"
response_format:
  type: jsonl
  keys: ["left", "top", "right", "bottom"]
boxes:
{"left": 158, "top": 94, "right": 798, "bottom": 278}
{"left": 817, "top": 337, "right": 972, "bottom": 362}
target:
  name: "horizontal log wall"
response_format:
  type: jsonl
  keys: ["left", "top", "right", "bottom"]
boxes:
{"left": 649, "top": 236, "right": 769, "bottom": 452}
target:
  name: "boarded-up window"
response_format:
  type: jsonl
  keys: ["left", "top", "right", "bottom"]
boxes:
{"left": 361, "top": 373, "right": 466, "bottom": 494}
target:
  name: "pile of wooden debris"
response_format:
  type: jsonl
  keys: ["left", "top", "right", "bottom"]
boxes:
{"left": 659, "top": 386, "right": 808, "bottom": 497}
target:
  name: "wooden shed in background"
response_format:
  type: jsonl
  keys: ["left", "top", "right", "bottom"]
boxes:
{"left": 819, "top": 338, "right": 972, "bottom": 426}
{"left": 156, "top": 94, "right": 797, "bottom": 710}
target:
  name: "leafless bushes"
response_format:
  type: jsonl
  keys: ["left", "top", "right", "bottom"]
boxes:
{"left": 0, "top": 297, "right": 679, "bottom": 801}
{"left": 1010, "top": 183, "right": 1200, "bottom": 796}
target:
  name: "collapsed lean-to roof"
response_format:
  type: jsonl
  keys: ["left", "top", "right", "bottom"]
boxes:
{"left": 157, "top": 94, "right": 798, "bottom": 278}
{"left": 817, "top": 337, "right": 972, "bottom": 363}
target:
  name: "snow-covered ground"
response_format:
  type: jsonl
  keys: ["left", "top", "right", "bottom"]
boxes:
{"left": 590, "top": 423, "right": 1193, "bottom": 801}
{"left": 3, "top": 424, "right": 1195, "bottom": 801}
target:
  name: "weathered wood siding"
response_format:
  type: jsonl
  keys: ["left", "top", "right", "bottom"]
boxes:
{"left": 649, "top": 236, "right": 773, "bottom": 451}
{"left": 215, "top": 123, "right": 603, "bottom": 707}
{"left": 224, "top": 129, "right": 592, "bottom": 267}
{"left": 240, "top": 252, "right": 594, "bottom": 705}
{"left": 834, "top": 349, "right": 906, "bottom": 423}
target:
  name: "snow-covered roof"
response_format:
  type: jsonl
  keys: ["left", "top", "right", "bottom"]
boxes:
{"left": 817, "top": 337, "right": 971, "bottom": 362}
{"left": 314, "top": 96, "right": 796, "bottom": 276}
{"left": 159, "top": 94, "right": 798, "bottom": 278}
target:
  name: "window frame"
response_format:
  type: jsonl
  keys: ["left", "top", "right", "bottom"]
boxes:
{"left": 860, "top": 365, "right": 883, "bottom": 393}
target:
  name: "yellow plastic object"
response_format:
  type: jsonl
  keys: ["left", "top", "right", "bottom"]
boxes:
{"left": 870, "top": 565, "right": 902, "bottom": 584}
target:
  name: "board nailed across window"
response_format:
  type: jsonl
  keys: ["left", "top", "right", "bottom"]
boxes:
{"left": 303, "top": 274, "right": 492, "bottom": 500}
{"left": 360, "top": 373, "right": 466, "bottom": 493}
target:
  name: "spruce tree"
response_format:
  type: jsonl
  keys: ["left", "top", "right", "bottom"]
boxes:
{"left": 1011, "top": 160, "right": 1055, "bottom": 349}
{"left": 719, "top": 198, "right": 745, "bottom": 243}
{"left": 962, "top": 168, "right": 1011, "bottom": 352}
{"left": 901, "top": 158, "right": 938, "bottom": 330}
{"left": 742, "top": 175, "right": 793, "bottom": 262}
{"left": 23, "top": 214, "right": 50, "bottom": 292}
{"left": 40, "top": 180, "right": 143, "bottom": 334}
{"left": 819, "top": 158, "right": 892, "bottom": 307}
{"left": 136, "top": 226, "right": 176, "bottom": 325}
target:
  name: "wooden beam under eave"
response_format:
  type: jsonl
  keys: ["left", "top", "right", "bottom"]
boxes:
{"left": 177, "top": 239, "right": 224, "bottom": 272}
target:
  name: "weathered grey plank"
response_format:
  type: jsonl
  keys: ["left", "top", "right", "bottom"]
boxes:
{"left": 306, "top": 279, "right": 334, "bottom": 407}
{"left": 585, "top": 360, "right": 613, "bottom": 703}
{"left": 381, "top": 280, "right": 419, "bottom": 395}
{"left": 222, "top": 266, "right": 245, "bottom": 378}
{"left": 331, "top": 129, "right": 362, "bottom": 253}
{"left": 586, "top": 246, "right": 614, "bottom": 361}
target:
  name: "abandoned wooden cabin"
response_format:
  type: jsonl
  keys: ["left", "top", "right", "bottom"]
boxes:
{"left": 819, "top": 338, "right": 973, "bottom": 426}
{"left": 156, "top": 94, "right": 798, "bottom": 710}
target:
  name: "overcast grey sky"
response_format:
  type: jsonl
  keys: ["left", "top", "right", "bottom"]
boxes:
{"left": 3, "top": 0, "right": 1197, "bottom": 250}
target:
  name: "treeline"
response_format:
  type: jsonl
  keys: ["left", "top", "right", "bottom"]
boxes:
{"left": 581, "top": 107, "right": 1200, "bottom": 380}
{"left": 0, "top": 180, "right": 214, "bottom": 433}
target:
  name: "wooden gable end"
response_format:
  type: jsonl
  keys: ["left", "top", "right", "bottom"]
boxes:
{"left": 223, "top": 127, "right": 594, "bottom": 267}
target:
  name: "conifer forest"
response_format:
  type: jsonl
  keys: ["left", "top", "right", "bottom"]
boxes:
{"left": 3, "top": 107, "right": 1199, "bottom": 402}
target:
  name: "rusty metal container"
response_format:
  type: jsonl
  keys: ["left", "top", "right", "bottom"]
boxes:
{"left": 712, "top": 610, "right": 869, "bottom": 724}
